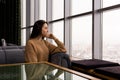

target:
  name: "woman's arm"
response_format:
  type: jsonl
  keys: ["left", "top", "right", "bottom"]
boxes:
{"left": 45, "top": 33, "right": 67, "bottom": 54}
{"left": 25, "top": 40, "right": 38, "bottom": 62}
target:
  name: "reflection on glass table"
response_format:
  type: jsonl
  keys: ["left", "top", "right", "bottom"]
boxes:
{"left": 0, "top": 62, "right": 101, "bottom": 80}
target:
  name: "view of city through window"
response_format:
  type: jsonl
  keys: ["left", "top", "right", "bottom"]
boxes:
{"left": 71, "top": 16, "right": 92, "bottom": 60}
{"left": 70, "top": 0, "right": 92, "bottom": 60}
{"left": 103, "top": 9, "right": 120, "bottom": 63}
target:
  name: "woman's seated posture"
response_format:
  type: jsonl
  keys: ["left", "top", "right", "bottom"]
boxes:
{"left": 25, "top": 20, "right": 69, "bottom": 80}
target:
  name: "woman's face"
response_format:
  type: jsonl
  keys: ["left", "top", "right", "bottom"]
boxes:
{"left": 41, "top": 23, "right": 48, "bottom": 37}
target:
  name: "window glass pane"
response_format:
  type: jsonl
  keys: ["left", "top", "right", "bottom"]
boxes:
{"left": 52, "top": 21, "right": 64, "bottom": 45}
{"left": 39, "top": 0, "right": 46, "bottom": 20}
{"left": 103, "top": 0, "right": 120, "bottom": 8}
{"left": 71, "top": 0, "right": 92, "bottom": 15}
{"left": 71, "top": 15, "right": 92, "bottom": 59}
{"left": 103, "top": 9, "right": 120, "bottom": 63}
{"left": 52, "top": 0, "right": 64, "bottom": 20}
{"left": 21, "top": 30, "right": 26, "bottom": 46}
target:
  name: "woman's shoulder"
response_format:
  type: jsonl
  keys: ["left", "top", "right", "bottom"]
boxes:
{"left": 26, "top": 39, "right": 35, "bottom": 44}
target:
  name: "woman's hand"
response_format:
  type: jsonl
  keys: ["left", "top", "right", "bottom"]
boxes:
{"left": 46, "top": 33, "right": 56, "bottom": 40}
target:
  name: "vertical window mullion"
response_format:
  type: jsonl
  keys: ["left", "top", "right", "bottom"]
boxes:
{"left": 93, "top": 0, "right": 102, "bottom": 59}
{"left": 30, "top": 0, "right": 34, "bottom": 25}
{"left": 26, "top": 0, "right": 31, "bottom": 41}
{"left": 64, "top": 0, "right": 72, "bottom": 80}
{"left": 46, "top": 0, "right": 52, "bottom": 42}
{"left": 64, "top": 0, "right": 71, "bottom": 56}
{"left": 46, "top": 0, "right": 52, "bottom": 22}
{"left": 34, "top": 0, "right": 39, "bottom": 21}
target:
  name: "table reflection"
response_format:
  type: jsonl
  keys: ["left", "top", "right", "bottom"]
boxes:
{"left": 0, "top": 62, "right": 101, "bottom": 80}
{"left": 25, "top": 63, "right": 64, "bottom": 80}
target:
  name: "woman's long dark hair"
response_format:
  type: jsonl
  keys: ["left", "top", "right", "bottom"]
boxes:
{"left": 30, "top": 20, "right": 48, "bottom": 39}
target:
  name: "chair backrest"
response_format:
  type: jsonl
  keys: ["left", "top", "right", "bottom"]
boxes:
{"left": 0, "top": 47, "right": 2, "bottom": 50}
{"left": 4, "top": 49, "right": 25, "bottom": 64}
{"left": 0, "top": 50, "right": 6, "bottom": 64}
{"left": 18, "top": 46, "right": 25, "bottom": 49}
{"left": 2, "top": 46, "right": 19, "bottom": 50}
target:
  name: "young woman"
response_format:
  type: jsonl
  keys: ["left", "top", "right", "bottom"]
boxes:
{"left": 25, "top": 20, "right": 67, "bottom": 80}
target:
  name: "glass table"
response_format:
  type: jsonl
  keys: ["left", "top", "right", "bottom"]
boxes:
{"left": 0, "top": 62, "right": 101, "bottom": 80}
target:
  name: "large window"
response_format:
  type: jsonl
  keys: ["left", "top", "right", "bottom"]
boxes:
{"left": 71, "top": 0, "right": 92, "bottom": 15}
{"left": 21, "top": 0, "right": 120, "bottom": 80}
{"left": 71, "top": 15, "right": 92, "bottom": 59}
{"left": 52, "top": 0, "right": 64, "bottom": 20}
{"left": 103, "top": 9, "right": 120, "bottom": 63}
{"left": 52, "top": 21, "right": 64, "bottom": 45}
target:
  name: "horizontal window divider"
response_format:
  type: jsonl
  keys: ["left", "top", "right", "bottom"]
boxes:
{"left": 49, "top": 18, "right": 64, "bottom": 23}
{"left": 67, "top": 11, "right": 92, "bottom": 19}
{"left": 97, "top": 4, "right": 120, "bottom": 12}
{"left": 21, "top": 26, "right": 33, "bottom": 29}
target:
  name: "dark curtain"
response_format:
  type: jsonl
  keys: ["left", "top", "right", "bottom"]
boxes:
{"left": 0, "top": 0, "right": 21, "bottom": 45}
{"left": 0, "top": 1, "right": 21, "bottom": 80}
